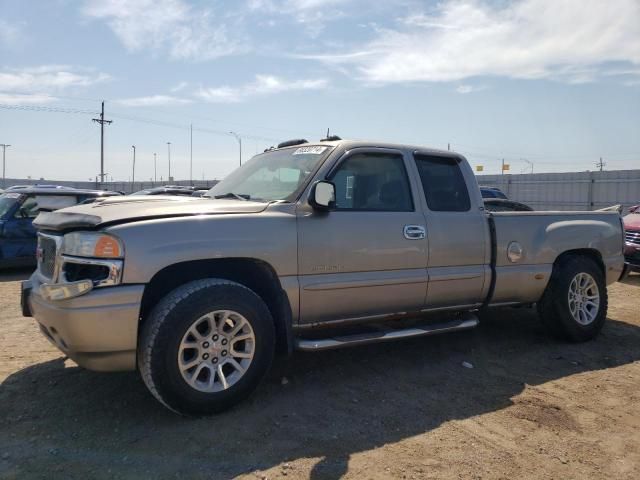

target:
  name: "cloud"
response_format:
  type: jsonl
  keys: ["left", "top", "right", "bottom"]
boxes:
{"left": 0, "top": 65, "right": 110, "bottom": 104}
{"left": 305, "top": 0, "right": 640, "bottom": 84}
{"left": 0, "top": 93, "right": 56, "bottom": 105}
{"left": 196, "top": 74, "right": 328, "bottom": 103}
{"left": 170, "top": 81, "right": 189, "bottom": 93}
{"left": 115, "top": 94, "right": 193, "bottom": 107}
{"left": 83, "top": 0, "right": 246, "bottom": 61}
{"left": 247, "top": 0, "right": 349, "bottom": 37}
{"left": 248, "top": 0, "right": 347, "bottom": 12}
{"left": 456, "top": 84, "right": 486, "bottom": 94}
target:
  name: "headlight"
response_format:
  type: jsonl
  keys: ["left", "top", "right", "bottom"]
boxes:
{"left": 62, "top": 232, "right": 124, "bottom": 258}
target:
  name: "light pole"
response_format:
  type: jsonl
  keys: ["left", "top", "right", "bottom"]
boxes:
{"left": 131, "top": 145, "right": 136, "bottom": 186}
{"left": 229, "top": 131, "right": 242, "bottom": 166}
{"left": 0, "top": 144, "right": 10, "bottom": 189}
{"left": 153, "top": 153, "right": 157, "bottom": 183}
{"left": 167, "top": 142, "right": 172, "bottom": 182}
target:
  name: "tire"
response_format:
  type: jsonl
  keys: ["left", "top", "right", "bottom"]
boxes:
{"left": 138, "top": 279, "right": 275, "bottom": 415}
{"left": 537, "top": 255, "right": 607, "bottom": 342}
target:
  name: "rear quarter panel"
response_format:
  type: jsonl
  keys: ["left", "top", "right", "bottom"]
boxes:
{"left": 491, "top": 211, "right": 624, "bottom": 305}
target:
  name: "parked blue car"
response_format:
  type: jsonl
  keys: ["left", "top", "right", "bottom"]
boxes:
{"left": 479, "top": 186, "right": 508, "bottom": 199}
{"left": 0, "top": 186, "right": 121, "bottom": 267}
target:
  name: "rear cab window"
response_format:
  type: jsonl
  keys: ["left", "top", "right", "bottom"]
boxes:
{"left": 414, "top": 154, "right": 471, "bottom": 212}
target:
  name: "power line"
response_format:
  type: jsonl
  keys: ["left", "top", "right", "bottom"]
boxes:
{"left": 3, "top": 101, "right": 637, "bottom": 172}
{"left": 0, "top": 103, "right": 97, "bottom": 114}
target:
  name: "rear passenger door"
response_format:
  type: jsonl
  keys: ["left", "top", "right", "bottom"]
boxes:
{"left": 297, "top": 149, "right": 428, "bottom": 324}
{"left": 413, "top": 154, "right": 490, "bottom": 309}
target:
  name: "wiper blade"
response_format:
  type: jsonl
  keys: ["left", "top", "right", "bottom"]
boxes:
{"left": 213, "top": 192, "right": 250, "bottom": 201}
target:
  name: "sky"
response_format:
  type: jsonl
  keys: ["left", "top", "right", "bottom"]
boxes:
{"left": 0, "top": 0, "right": 639, "bottom": 182}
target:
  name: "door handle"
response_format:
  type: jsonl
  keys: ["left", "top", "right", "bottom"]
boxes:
{"left": 403, "top": 225, "right": 426, "bottom": 240}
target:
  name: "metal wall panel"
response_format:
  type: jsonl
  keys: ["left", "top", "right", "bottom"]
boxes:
{"left": 477, "top": 169, "right": 640, "bottom": 211}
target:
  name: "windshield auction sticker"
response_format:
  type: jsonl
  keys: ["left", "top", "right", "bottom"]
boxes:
{"left": 293, "top": 146, "right": 328, "bottom": 155}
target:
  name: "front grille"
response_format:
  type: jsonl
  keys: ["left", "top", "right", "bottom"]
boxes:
{"left": 625, "top": 231, "right": 640, "bottom": 246}
{"left": 39, "top": 236, "right": 58, "bottom": 279}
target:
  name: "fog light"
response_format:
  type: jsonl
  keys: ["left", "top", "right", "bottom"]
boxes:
{"left": 41, "top": 280, "right": 93, "bottom": 301}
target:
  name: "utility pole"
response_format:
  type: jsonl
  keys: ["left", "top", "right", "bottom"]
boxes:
{"left": 153, "top": 153, "right": 157, "bottom": 183}
{"left": 596, "top": 157, "right": 605, "bottom": 171}
{"left": 447, "top": 143, "right": 450, "bottom": 151}
{"left": 131, "top": 145, "right": 136, "bottom": 185}
{"left": 0, "top": 144, "right": 10, "bottom": 189}
{"left": 190, "top": 123, "right": 193, "bottom": 185}
{"left": 92, "top": 101, "right": 112, "bottom": 184}
{"left": 229, "top": 131, "right": 242, "bottom": 166}
{"left": 167, "top": 142, "right": 172, "bottom": 182}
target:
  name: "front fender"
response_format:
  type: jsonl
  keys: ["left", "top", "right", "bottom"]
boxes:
{"left": 107, "top": 212, "right": 298, "bottom": 284}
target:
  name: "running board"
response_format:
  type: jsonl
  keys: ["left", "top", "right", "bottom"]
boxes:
{"left": 294, "top": 314, "right": 479, "bottom": 352}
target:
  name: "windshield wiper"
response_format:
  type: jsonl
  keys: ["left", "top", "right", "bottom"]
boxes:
{"left": 213, "top": 192, "right": 251, "bottom": 201}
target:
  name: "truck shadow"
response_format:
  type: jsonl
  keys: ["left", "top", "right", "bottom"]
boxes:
{"left": 2, "top": 307, "right": 639, "bottom": 479}
{"left": 619, "top": 271, "right": 640, "bottom": 286}
{"left": 0, "top": 267, "right": 33, "bottom": 283}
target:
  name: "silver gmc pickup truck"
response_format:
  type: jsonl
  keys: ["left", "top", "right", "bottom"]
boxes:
{"left": 22, "top": 139, "right": 625, "bottom": 415}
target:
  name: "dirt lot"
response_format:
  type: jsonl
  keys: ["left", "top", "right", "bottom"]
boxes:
{"left": 1, "top": 270, "right": 639, "bottom": 480}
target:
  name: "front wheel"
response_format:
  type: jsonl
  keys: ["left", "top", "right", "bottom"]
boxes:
{"left": 138, "top": 279, "right": 275, "bottom": 415}
{"left": 537, "top": 255, "right": 608, "bottom": 342}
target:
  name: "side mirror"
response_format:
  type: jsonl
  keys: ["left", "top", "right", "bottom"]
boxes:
{"left": 309, "top": 181, "right": 336, "bottom": 211}
{"left": 629, "top": 205, "right": 639, "bottom": 213}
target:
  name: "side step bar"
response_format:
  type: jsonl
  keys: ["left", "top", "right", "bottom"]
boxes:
{"left": 294, "top": 313, "right": 479, "bottom": 352}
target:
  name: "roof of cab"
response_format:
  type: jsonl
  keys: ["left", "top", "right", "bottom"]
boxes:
{"left": 270, "top": 139, "right": 465, "bottom": 160}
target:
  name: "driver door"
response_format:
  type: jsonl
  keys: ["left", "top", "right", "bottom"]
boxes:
{"left": 4, "top": 195, "right": 39, "bottom": 259}
{"left": 297, "top": 149, "right": 428, "bottom": 324}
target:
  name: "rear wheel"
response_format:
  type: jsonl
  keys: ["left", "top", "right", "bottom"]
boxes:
{"left": 138, "top": 279, "right": 275, "bottom": 415}
{"left": 537, "top": 255, "right": 607, "bottom": 342}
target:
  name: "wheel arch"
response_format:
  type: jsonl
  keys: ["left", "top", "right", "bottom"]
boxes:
{"left": 139, "top": 258, "right": 293, "bottom": 355}
{"left": 552, "top": 248, "right": 605, "bottom": 276}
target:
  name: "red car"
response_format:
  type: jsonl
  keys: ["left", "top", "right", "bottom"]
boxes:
{"left": 623, "top": 205, "right": 640, "bottom": 273}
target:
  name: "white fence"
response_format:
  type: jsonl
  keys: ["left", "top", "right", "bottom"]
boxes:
{"left": 1, "top": 178, "right": 219, "bottom": 194}
{"left": 477, "top": 169, "right": 640, "bottom": 211}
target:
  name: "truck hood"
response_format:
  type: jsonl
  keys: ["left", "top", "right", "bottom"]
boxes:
{"left": 33, "top": 195, "right": 270, "bottom": 232}
{"left": 623, "top": 212, "right": 640, "bottom": 231}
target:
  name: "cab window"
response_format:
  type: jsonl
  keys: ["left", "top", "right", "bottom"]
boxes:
{"left": 414, "top": 155, "right": 471, "bottom": 212}
{"left": 330, "top": 152, "right": 413, "bottom": 211}
{"left": 14, "top": 196, "right": 39, "bottom": 218}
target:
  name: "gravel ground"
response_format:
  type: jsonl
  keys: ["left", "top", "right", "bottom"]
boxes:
{"left": 1, "top": 269, "right": 639, "bottom": 480}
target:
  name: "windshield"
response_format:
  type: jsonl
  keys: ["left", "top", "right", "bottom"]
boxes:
{"left": 0, "top": 194, "right": 20, "bottom": 219}
{"left": 205, "top": 145, "right": 333, "bottom": 202}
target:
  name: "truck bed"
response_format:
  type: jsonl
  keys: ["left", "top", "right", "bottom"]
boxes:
{"left": 489, "top": 210, "right": 624, "bottom": 306}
